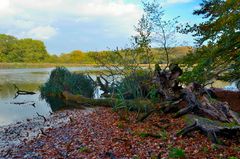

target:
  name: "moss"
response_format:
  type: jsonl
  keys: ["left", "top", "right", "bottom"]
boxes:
{"left": 183, "top": 114, "right": 239, "bottom": 128}
{"left": 79, "top": 146, "right": 91, "bottom": 153}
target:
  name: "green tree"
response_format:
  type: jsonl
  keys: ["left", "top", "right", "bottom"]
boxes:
{"left": 8, "top": 38, "right": 48, "bottom": 62}
{"left": 0, "top": 34, "right": 17, "bottom": 62}
{"left": 179, "top": 0, "right": 240, "bottom": 87}
{"left": 143, "top": 0, "right": 179, "bottom": 67}
{"left": 134, "top": 14, "right": 153, "bottom": 68}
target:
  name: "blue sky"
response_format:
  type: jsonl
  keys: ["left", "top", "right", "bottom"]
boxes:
{"left": 0, "top": 0, "right": 203, "bottom": 55}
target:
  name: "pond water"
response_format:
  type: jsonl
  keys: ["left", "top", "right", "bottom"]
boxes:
{"left": 0, "top": 67, "right": 104, "bottom": 126}
{"left": 0, "top": 67, "right": 237, "bottom": 126}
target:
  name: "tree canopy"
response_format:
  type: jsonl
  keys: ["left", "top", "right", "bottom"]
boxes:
{"left": 0, "top": 34, "right": 48, "bottom": 62}
{"left": 179, "top": 0, "right": 240, "bottom": 86}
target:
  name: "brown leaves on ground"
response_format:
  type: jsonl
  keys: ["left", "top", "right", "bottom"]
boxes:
{"left": 3, "top": 107, "right": 240, "bottom": 158}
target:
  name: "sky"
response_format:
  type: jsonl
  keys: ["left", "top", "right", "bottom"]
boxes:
{"left": 0, "top": 0, "right": 203, "bottom": 54}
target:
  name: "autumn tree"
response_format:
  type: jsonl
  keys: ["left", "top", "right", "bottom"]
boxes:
{"left": 179, "top": 0, "right": 240, "bottom": 87}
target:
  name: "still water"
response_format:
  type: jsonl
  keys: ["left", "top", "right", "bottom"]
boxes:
{"left": 0, "top": 67, "right": 103, "bottom": 126}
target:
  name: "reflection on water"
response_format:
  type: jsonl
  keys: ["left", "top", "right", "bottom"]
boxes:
{"left": 0, "top": 67, "right": 104, "bottom": 126}
{"left": 0, "top": 83, "right": 40, "bottom": 99}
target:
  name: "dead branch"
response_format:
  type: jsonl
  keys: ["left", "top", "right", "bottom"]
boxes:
{"left": 13, "top": 84, "right": 36, "bottom": 99}
{"left": 36, "top": 112, "right": 47, "bottom": 123}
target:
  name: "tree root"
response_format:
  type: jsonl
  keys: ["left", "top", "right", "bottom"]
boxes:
{"left": 177, "top": 115, "right": 240, "bottom": 144}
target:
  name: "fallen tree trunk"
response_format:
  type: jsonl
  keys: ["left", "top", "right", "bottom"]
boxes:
{"left": 61, "top": 91, "right": 154, "bottom": 112}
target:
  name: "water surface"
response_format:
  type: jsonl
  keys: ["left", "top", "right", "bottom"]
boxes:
{"left": 0, "top": 67, "right": 103, "bottom": 126}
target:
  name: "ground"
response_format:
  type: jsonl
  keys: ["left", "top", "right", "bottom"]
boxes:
{"left": 1, "top": 107, "right": 240, "bottom": 159}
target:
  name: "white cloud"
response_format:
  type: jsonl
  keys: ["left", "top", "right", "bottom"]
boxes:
{"left": 0, "top": 0, "right": 142, "bottom": 39}
{"left": 24, "top": 26, "right": 57, "bottom": 40}
{"left": 0, "top": 0, "right": 10, "bottom": 10}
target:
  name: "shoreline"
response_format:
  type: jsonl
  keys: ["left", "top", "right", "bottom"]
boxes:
{"left": 0, "top": 110, "right": 70, "bottom": 154}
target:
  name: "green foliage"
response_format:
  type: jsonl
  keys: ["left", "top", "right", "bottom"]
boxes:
{"left": 0, "top": 34, "right": 17, "bottom": 62}
{"left": 113, "top": 69, "right": 156, "bottom": 113}
{"left": 0, "top": 34, "right": 190, "bottom": 64}
{"left": 228, "top": 157, "right": 238, "bottom": 159}
{"left": 159, "top": 129, "right": 168, "bottom": 141}
{"left": 143, "top": 1, "right": 179, "bottom": 67}
{"left": 115, "top": 70, "right": 152, "bottom": 99}
{"left": 168, "top": 147, "right": 185, "bottom": 158}
{"left": 0, "top": 34, "right": 48, "bottom": 62}
{"left": 179, "top": 0, "right": 240, "bottom": 85}
{"left": 40, "top": 67, "right": 95, "bottom": 99}
{"left": 8, "top": 39, "right": 48, "bottom": 62}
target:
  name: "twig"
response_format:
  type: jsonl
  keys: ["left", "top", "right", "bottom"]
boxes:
{"left": 3, "top": 149, "right": 12, "bottom": 158}
{"left": 40, "top": 128, "right": 47, "bottom": 136}
{"left": 13, "top": 84, "right": 36, "bottom": 96}
{"left": 36, "top": 112, "right": 47, "bottom": 122}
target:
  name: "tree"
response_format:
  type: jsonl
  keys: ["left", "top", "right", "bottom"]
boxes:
{"left": 0, "top": 34, "right": 17, "bottom": 62}
{"left": 143, "top": 0, "right": 179, "bottom": 68}
{"left": 179, "top": 0, "right": 240, "bottom": 87}
{"left": 133, "top": 14, "right": 153, "bottom": 69}
{"left": 8, "top": 38, "right": 48, "bottom": 62}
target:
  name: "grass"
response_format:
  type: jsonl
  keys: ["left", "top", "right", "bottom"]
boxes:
{"left": 168, "top": 147, "right": 185, "bottom": 158}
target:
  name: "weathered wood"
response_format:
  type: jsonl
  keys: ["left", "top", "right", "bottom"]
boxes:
{"left": 177, "top": 115, "right": 240, "bottom": 144}
{"left": 152, "top": 64, "right": 183, "bottom": 101}
{"left": 175, "top": 83, "right": 240, "bottom": 124}
{"left": 61, "top": 91, "right": 154, "bottom": 112}
{"left": 96, "top": 75, "right": 110, "bottom": 96}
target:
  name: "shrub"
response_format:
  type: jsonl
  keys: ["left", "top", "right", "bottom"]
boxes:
{"left": 40, "top": 67, "right": 95, "bottom": 99}
{"left": 115, "top": 69, "right": 152, "bottom": 99}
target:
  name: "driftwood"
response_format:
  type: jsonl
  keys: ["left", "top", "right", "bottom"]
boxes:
{"left": 96, "top": 75, "right": 111, "bottom": 96}
{"left": 13, "top": 84, "right": 36, "bottom": 98}
{"left": 151, "top": 64, "right": 240, "bottom": 143}
{"left": 177, "top": 115, "right": 240, "bottom": 144}
{"left": 153, "top": 64, "right": 240, "bottom": 123}
{"left": 36, "top": 112, "right": 47, "bottom": 123}
{"left": 153, "top": 64, "right": 183, "bottom": 101}
{"left": 175, "top": 83, "right": 240, "bottom": 124}
{"left": 10, "top": 101, "right": 36, "bottom": 107}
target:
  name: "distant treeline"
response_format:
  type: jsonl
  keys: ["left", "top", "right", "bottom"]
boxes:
{"left": 0, "top": 34, "right": 191, "bottom": 64}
